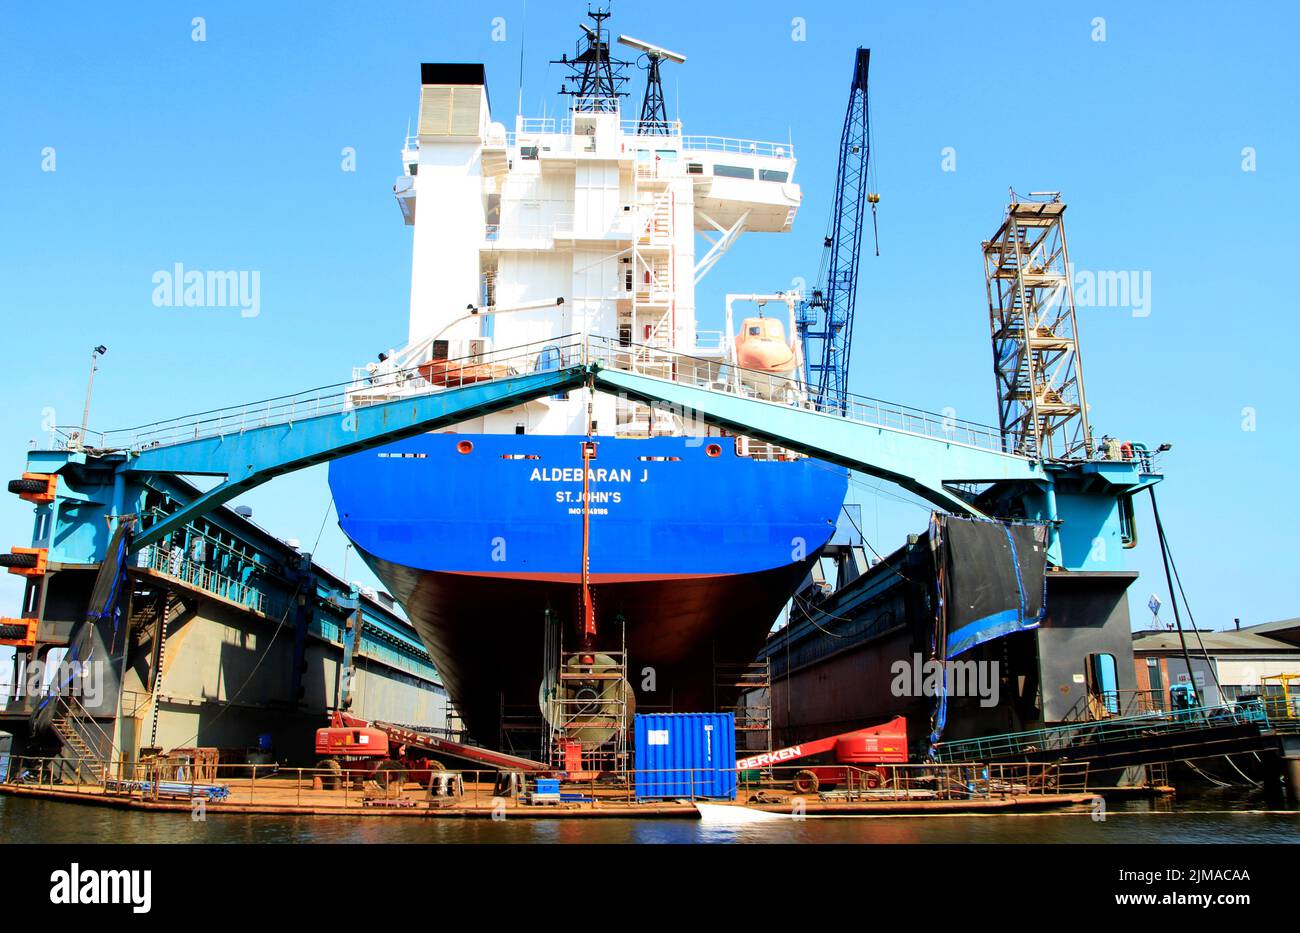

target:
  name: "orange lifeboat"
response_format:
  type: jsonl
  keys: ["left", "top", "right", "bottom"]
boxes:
{"left": 734, "top": 317, "right": 797, "bottom": 374}
{"left": 417, "top": 358, "right": 514, "bottom": 387}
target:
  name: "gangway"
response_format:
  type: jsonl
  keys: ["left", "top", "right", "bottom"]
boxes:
{"left": 95, "top": 342, "right": 590, "bottom": 550}
{"left": 30, "top": 334, "right": 1161, "bottom": 571}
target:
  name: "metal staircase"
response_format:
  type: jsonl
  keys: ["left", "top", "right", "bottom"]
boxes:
{"left": 47, "top": 691, "right": 115, "bottom": 783}
{"left": 50, "top": 713, "right": 107, "bottom": 782}
{"left": 626, "top": 182, "right": 675, "bottom": 378}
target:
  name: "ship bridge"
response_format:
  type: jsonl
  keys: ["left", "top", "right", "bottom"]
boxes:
{"left": 400, "top": 113, "right": 799, "bottom": 234}
{"left": 679, "top": 136, "right": 800, "bottom": 233}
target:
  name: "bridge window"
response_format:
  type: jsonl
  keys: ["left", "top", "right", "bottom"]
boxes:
{"left": 713, "top": 164, "right": 754, "bottom": 180}
{"left": 759, "top": 168, "right": 789, "bottom": 182}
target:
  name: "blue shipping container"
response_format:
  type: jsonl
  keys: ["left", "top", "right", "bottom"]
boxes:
{"left": 634, "top": 712, "right": 736, "bottom": 800}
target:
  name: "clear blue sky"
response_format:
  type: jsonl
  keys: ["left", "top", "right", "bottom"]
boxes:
{"left": 1, "top": 0, "right": 1296, "bottom": 675}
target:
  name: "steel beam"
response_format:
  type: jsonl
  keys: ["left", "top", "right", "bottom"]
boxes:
{"left": 129, "top": 367, "right": 589, "bottom": 550}
{"left": 590, "top": 366, "right": 1044, "bottom": 515}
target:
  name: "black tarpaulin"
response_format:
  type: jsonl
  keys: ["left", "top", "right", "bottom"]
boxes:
{"left": 932, "top": 514, "right": 1048, "bottom": 659}
{"left": 31, "top": 522, "right": 132, "bottom": 735}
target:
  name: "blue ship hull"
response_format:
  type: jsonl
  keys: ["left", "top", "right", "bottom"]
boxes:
{"left": 328, "top": 433, "right": 848, "bottom": 744}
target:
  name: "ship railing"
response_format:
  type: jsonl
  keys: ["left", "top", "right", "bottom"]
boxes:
{"left": 621, "top": 118, "right": 682, "bottom": 138}
{"left": 512, "top": 119, "right": 684, "bottom": 143}
{"left": 58, "top": 336, "right": 588, "bottom": 453}
{"left": 693, "top": 330, "right": 727, "bottom": 351}
{"left": 60, "top": 332, "right": 1006, "bottom": 457}
{"left": 510, "top": 133, "right": 588, "bottom": 156}
{"left": 563, "top": 96, "right": 622, "bottom": 120}
{"left": 1061, "top": 689, "right": 1167, "bottom": 723}
{"left": 680, "top": 135, "right": 795, "bottom": 160}
{"left": 549, "top": 213, "right": 635, "bottom": 240}
{"left": 134, "top": 542, "right": 269, "bottom": 615}
{"left": 933, "top": 701, "right": 1272, "bottom": 763}
{"left": 583, "top": 335, "right": 1013, "bottom": 456}
{"left": 733, "top": 437, "right": 804, "bottom": 461}
{"left": 487, "top": 215, "right": 637, "bottom": 243}
{"left": 484, "top": 222, "right": 556, "bottom": 244}
{"left": 504, "top": 125, "right": 787, "bottom": 161}
{"left": 0, "top": 757, "right": 1091, "bottom": 809}
{"left": 514, "top": 116, "right": 557, "bottom": 135}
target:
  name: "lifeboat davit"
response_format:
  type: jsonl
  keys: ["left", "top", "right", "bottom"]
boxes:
{"left": 735, "top": 317, "right": 797, "bottom": 374}
{"left": 418, "top": 359, "right": 515, "bottom": 387}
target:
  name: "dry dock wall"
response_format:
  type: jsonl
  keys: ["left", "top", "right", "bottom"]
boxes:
{"left": 111, "top": 592, "right": 449, "bottom": 768}
{"left": 766, "top": 553, "right": 1141, "bottom": 757}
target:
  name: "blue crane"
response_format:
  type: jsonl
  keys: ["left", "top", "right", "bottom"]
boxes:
{"left": 797, "top": 47, "right": 876, "bottom": 413}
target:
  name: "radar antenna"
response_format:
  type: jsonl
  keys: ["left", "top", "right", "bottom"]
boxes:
{"left": 617, "top": 34, "right": 687, "bottom": 135}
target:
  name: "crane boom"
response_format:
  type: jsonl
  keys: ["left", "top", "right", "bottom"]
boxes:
{"left": 797, "top": 48, "right": 873, "bottom": 413}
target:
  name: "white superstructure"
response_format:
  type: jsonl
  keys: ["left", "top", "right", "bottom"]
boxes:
{"left": 378, "top": 56, "right": 803, "bottom": 439}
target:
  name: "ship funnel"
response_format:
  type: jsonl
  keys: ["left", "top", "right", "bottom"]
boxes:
{"left": 417, "top": 63, "right": 490, "bottom": 140}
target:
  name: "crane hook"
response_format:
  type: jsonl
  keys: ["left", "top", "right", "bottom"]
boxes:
{"left": 868, "top": 193, "right": 881, "bottom": 257}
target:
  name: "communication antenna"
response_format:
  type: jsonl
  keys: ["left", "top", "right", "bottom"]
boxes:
{"left": 552, "top": 7, "right": 629, "bottom": 113}
{"left": 516, "top": 0, "right": 527, "bottom": 116}
{"left": 617, "top": 34, "right": 686, "bottom": 135}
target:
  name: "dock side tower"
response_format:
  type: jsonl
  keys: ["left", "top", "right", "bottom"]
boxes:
{"left": 982, "top": 193, "right": 1092, "bottom": 459}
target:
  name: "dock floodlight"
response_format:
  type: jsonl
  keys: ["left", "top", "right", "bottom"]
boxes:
{"left": 617, "top": 34, "right": 686, "bottom": 63}
{"left": 78, "top": 346, "right": 108, "bottom": 450}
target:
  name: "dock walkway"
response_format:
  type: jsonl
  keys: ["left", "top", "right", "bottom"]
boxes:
{"left": 0, "top": 776, "right": 1094, "bottom": 820}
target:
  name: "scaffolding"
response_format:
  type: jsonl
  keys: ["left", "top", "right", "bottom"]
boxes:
{"left": 540, "top": 615, "right": 632, "bottom": 775}
{"left": 498, "top": 698, "right": 547, "bottom": 761}
{"left": 982, "top": 191, "right": 1092, "bottom": 460}
{"left": 714, "top": 658, "right": 772, "bottom": 757}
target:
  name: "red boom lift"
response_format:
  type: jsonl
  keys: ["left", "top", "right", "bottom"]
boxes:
{"left": 314, "top": 711, "right": 551, "bottom": 788}
{"left": 736, "top": 716, "right": 909, "bottom": 794}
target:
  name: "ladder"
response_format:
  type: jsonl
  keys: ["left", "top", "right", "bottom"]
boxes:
{"left": 144, "top": 591, "right": 183, "bottom": 747}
